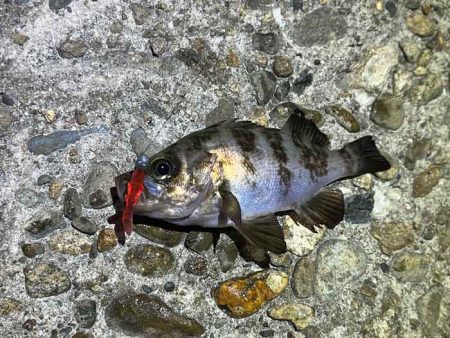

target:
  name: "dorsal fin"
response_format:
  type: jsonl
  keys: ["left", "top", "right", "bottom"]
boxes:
{"left": 206, "top": 119, "right": 266, "bottom": 130}
{"left": 282, "top": 109, "right": 329, "bottom": 147}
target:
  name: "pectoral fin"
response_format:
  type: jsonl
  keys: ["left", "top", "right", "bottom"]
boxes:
{"left": 291, "top": 189, "right": 344, "bottom": 231}
{"left": 218, "top": 188, "right": 242, "bottom": 226}
{"left": 233, "top": 215, "right": 287, "bottom": 254}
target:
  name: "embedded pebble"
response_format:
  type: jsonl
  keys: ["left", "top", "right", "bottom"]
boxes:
{"left": 290, "top": 7, "right": 347, "bottom": 47}
{"left": 212, "top": 270, "right": 288, "bottom": 318}
{"left": 249, "top": 70, "right": 277, "bottom": 105}
{"left": 97, "top": 228, "right": 117, "bottom": 252}
{"left": 399, "top": 39, "right": 421, "bottom": 63}
{"left": 291, "top": 70, "right": 313, "bottom": 95}
{"left": 134, "top": 224, "right": 185, "bottom": 247}
{"left": 105, "top": 292, "right": 205, "bottom": 336}
{"left": 0, "top": 298, "right": 22, "bottom": 316}
{"left": 404, "top": 138, "right": 431, "bottom": 170}
{"left": 370, "top": 93, "right": 404, "bottom": 130}
{"left": 348, "top": 44, "right": 398, "bottom": 92}
{"left": 384, "top": 0, "right": 396, "bottom": 17}
{"left": 49, "top": 0, "right": 71, "bottom": 11}
{"left": 82, "top": 161, "right": 118, "bottom": 209}
{"left": 405, "top": 0, "right": 421, "bottom": 10}
{"left": 352, "top": 174, "right": 373, "bottom": 191}
{"left": 63, "top": 188, "right": 82, "bottom": 220}
{"left": 417, "top": 49, "right": 432, "bottom": 67}
{"left": 315, "top": 239, "right": 367, "bottom": 296}
{"left": 274, "top": 81, "right": 291, "bottom": 101}
{"left": 344, "top": 193, "right": 374, "bottom": 224}
{"left": 0, "top": 108, "right": 12, "bottom": 133}
{"left": 15, "top": 188, "right": 44, "bottom": 208}
{"left": 22, "top": 243, "right": 45, "bottom": 258}
{"left": 226, "top": 49, "right": 240, "bottom": 67}
{"left": 268, "top": 252, "right": 292, "bottom": 268}
{"left": 48, "top": 181, "right": 63, "bottom": 200}
{"left": 150, "top": 37, "right": 167, "bottom": 57}
{"left": 184, "top": 256, "right": 207, "bottom": 276}
{"left": 390, "top": 251, "right": 429, "bottom": 283}
{"left": 370, "top": 222, "right": 415, "bottom": 255}
{"left": 252, "top": 32, "right": 280, "bottom": 55}
{"left": 408, "top": 73, "right": 443, "bottom": 106}
{"left": 58, "top": 40, "right": 88, "bottom": 59}
{"left": 164, "top": 281, "right": 176, "bottom": 292}
{"left": 124, "top": 244, "right": 174, "bottom": 277}
{"left": 24, "top": 263, "right": 71, "bottom": 298}
{"left": 75, "top": 299, "right": 97, "bottom": 329}
{"left": 268, "top": 303, "right": 314, "bottom": 330}
{"left": 37, "top": 174, "right": 53, "bottom": 186}
{"left": 74, "top": 110, "right": 88, "bottom": 125}
{"left": 291, "top": 257, "right": 315, "bottom": 298}
{"left": 325, "top": 105, "right": 360, "bottom": 133}
{"left": 25, "top": 210, "right": 64, "bottom": 239}
{"left": 72, "top": 216, "right": 98, "bottom": 235}
{"left": 412, "top": 164, "right": 441, "bottom": 198}
{"left": 48, "top": 230, "right": 91, "bottom": 255}
{"left": 1, "top": 93, "right": 14, "bottom": 106}
{"left": 216, "top": 237, "right": 238, "bottom": 272}
{"left": 184, "top": 231, "right": 213, "bottom": 254}
{"left": 405, "top": 12, "right": 436, "bottom": 37}
{"left": 272, "top": 56, "right": 293, "bottom": 78}
{"left": 416, "top": 287, "right": 443, "bottom": 337}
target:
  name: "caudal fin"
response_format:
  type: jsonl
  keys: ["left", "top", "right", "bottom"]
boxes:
{"left": 340, "top": 136, "right": 391, "bottom": 178}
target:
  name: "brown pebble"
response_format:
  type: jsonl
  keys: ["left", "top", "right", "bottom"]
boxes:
{"left": 405, "top": 12, "right": 436, "bottom": 37}
{"left": 435, "top": 31, "right": 446, "bottom": 51}
{"left": 412, "top": 164, "right": 441, "bottom": 198}
{"left": 272, "top": 56, "right": 293, "bottom": 78}
{"left": 97, "top": 228, "right": 118, "bottom": 252}
{"left": 48, "top": 181, "right": 63, "bottom": 200}
{"left": 226, "top": 49, "right": 240, "bottom": 67}
{"left": 421, "top": 2, "right": 432, "bottom": 15}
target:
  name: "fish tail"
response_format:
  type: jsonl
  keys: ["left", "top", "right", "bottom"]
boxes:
{"left": 340, "top": 136, "right": 391, "bottom": 178}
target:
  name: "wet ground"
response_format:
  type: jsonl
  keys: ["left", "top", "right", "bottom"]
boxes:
{"left": 0, "top": 0, "right": 449, "bottom": 337}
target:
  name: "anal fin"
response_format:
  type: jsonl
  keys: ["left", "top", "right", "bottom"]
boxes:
{"left": 234, "top": 215, "right": 286, "bottom": 254}
{"left": 292, "top": 189, "right": 344, "bottom": 231}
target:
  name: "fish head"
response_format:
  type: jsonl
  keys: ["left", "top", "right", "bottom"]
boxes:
{"left": 116, "top": 144, "right": 217, "bottom": 220}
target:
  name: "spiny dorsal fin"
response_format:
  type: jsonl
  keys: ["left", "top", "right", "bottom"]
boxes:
{"left": 218, "top": 188, "right": 242, "bottom": 226}
{"left": 292, "top": 189, "right": 344, "bottom": 230}
{"left": 282, "top": 109, "right": 329, "bottom": 147}
{"left": 233, "top": 215, "right": 287, "bottom": 254}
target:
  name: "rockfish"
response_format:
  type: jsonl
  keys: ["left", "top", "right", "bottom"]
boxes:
{"left": 112, "top": 110, "right": 390, "bottom": 253}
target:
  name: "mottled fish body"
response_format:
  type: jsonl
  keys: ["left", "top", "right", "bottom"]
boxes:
{"left": 115, "top": 110, "right": 390, "bottom": 253}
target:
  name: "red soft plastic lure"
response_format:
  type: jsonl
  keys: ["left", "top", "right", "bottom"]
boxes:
{"left": 121, "top": 168, "right": 145, "bottom": 235}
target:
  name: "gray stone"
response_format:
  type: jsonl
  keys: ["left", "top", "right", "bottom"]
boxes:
{"left": 74, "top": 110, "right": 88, "bottom": 125}
{"left": 370, "top": 93, "right": 404, "bottom": 130}
{"left": 184, "top": 256, "right": 207, "bottom": 276}
{"left": 325, "top": 105, "right": 360, "bottom": 133}
{"left": 384, "top": 1, "right": 396, "bottom": 17}
{"left": 216, "top": 238, "right": 238, "bottom": 272}
{"left": 26, "top": 210, "right": 64, "bottom": 239}
{"left": 408, "top": 73, "right": 443, "bottom": 106}
{"left": 21, "top": 243, "right": 45, "bottom": 258}
{"left": 405, "top": 0, "right": 421, "bottom": 9}
{"left": 207, "top": 98, "right": 235, "bottom": 126}
{"left": 15, "top": 188, "right": 44, "bottom": 208}
{"left": 252, "top": 32, "right": 280, "bottom": 55}
{"left": 106, "top": 35, "right": 119, "bottom": 49}
{"left": 125, "top": 244, "right": 174, "bottom": 277}
{"left": 390, "top": 251, "right": 429, "bottom": 283}
{"left": 184, "top": 231, "right": 213, "bottom": 254}
{"left": 82, "top": 161, "right": 118, "bottom": 209}
{"left": 249, "top": 70, "right": 277, "bottom": 105}
{"left": 150, "top": 37, "right": 167, "bottom": 57}
{"left": 404, "top": 138, "right": 431, "bottom": 170}
{"left": 292, "top": 257, "right": 315, "bottom": 298}
{"left": 344, "top": 193, "right": 374, "bottom": 224}
{"left": 290, "top": 7, "right": 347, "bottom": 47}
{"left": 130, "top": 3, "right": 150, "bottom": 25}
{"left": 24, "top": 263, "right": 71, "bottom": 298}
{"left": 72, "top": 216, "right": 98, "bottom": 235}
{"left": 1, "top": 93, "right": 14, "bottom": 106}
{"left": 164, "top": 281, "right": 176, "bottom": 292}
{"left": 75, "top": 299, "right": 97, "bottom": 329}
{"left": 315, "top": 239, "right": 367, "bottom": 295}
{"left": 63, "top": 188, "right": 82, "bottom": 220}
{"left": 416, "top": 287, "right": 443, "bottom": 336}
{"left": 274, "top": 81, "right": 290, "bottom": 101}
{"left": 49, "top": 0, "right": 71, "bottom": 11}
{"left": 134, "top": 224, "right": 185, "bottom": 247}
{"left": 0, "top": 108, "right": 12, "bottom": 133}
{"left": 57, "top": 40, "right": 88, "bottom": 59}
{"left": 130, "top": 128, "right": 152, "bottom": 155}
{"left": 37, "top": 174, "right": 53, "bottom": 186}
{"left": 105, "top": 292, "right": 205, "bottom": 337}
{"left": 292, "top": 70, "right": 313, "bottom": 95}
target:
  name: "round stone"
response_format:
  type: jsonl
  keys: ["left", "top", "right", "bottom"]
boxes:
{"left": 25, "top": 210, "right": 64, "bottom": 239}
{"left": 97, "top": 228, "right": 117, "bottom": 252}
{"left": 24, "top": 263, "right": 71, "bottom": 298}
{"left": 21, "top": 243, "right": 45, "bottom": 258}
{"left": 75, "top": 299, "right": 97, "bottom": 329}
{"left": 405, "top": 12, "right": 436, "bottom": 37}
{"left": 163, "top": 281, "right": 176, "bottom": 292}
{"left": 325, "top": 105, "right": 360, "bottom": 133}
{"left": 408, "top": 73, "right": 443, "bottom": 106}
{"left": 272, "top": 56, "right": 293, "bottom": 78}
{"left": 252, "top": 32, "right": 280, "bottom": 55}
{"left": 57, "top": 40, "right": 88, "bottom": 59}
{"left": 291, "top": 257, "right": 315, "bottom": 298}
{"left": 124, "top": 244, "right": 174, "bottom": 277}
{"left": 370, "top": 93, "right": 404, "bottom": 130}
{"left": 134, "top": 224, "right": 185, "bottom": 247}
{"left": 63, "top": 188, "right": 82, "bottom": 220}
{"left": 412, "top": 164, "right": 441, "bottom": 198}
{"left": 370, "top": 222, "right": 415, "bottom": 255}
{"left": 47, "top": 230, "right": 91, "bottom": 256}
{"left": 390, "top": 252, "right": 429, "bottom": 283}
{"left": 72, "top": 216, "right": 98, "bottom": 235}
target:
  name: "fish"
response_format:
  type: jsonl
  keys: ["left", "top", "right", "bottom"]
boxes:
{"left": 111, "top": 109, "right": 390, "bottom": 253}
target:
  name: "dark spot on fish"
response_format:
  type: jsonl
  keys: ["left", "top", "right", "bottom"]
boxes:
{"left": 189, "top": 129, "right": 217, "bottom": 150}
{"left": 293, "top": 137, "right": 328, "bottom": 180}
{"left": 231, "top": 128, "right": 257, "bottom": 153}
{"left": 266, "top": 132, "right": 292, "bottom": 189}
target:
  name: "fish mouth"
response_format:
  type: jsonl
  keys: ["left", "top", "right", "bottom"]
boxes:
{"left": 115, "top": 171, "right": 155, "bottom": 204}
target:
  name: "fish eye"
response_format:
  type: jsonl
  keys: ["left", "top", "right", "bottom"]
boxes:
{"left": 150, "top": 157, "right": 174, "bottom": 181}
